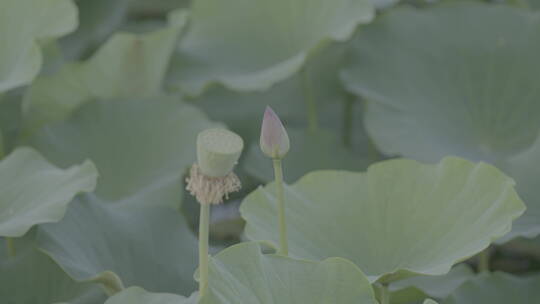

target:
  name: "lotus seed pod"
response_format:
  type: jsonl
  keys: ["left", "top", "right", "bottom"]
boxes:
{"left": 197, "top": 128, "right": 244, "bottom": 177}
{"left": 260, "top": 106, "right": 290, "bottom": 159}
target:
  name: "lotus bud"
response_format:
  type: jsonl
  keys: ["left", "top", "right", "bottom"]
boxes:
{"left": 186, "top": 128, "right": 244, "bottom": 204}
{"left": 260, "top": 106, "right": 290, "bottom": 159}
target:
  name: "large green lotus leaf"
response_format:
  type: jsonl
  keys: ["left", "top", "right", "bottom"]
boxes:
{"left": 0, "top": 0, "right": 77, "bottom": 92}
{"left": 443, "top": 272, "right": 540, "bottom": 304}
{"left": 0, "top": 234, "right": 105, "bottom": 304}
{"left": 199, "top": 242, "right": 378, "bottom": 304}
{"left": 390, "top": 264, "right": 475, "bottom": 302}
{"left": 105, "top": 287, "right": 197, "bottom": 304}
{"left": 171, "top": 0, "right": 374, "bottom": 95}
{"left": 37, "top": 194, "right": 198, "bottom": 296}
{"left": 29, "top": 97, "right": 219, "bottom": 204}
{"left": 22, "top": 20, "right": 183, "bottom": 134}
{"left": 244, "top": 127, "right": 368, "bottom": 183}
{"left": 241, "top": 157, "right": 525, "bottom": 283}
{"left": 342, "top": 3, "right": 540, "bottom": 162}
{"left": 0, "top": 147, "right": 97, "bottom": 237}
{"left": 60, "top": 0, "right": 130, "bottom": 60}
{"left": 340, "top": 3, "right": 540, "bottom": 240}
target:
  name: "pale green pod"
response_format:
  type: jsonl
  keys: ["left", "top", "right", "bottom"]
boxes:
{"left": 197, "top": 128, "right": 244, "bottom": 177}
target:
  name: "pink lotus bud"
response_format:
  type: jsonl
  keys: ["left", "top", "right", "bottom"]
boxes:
{"left": 260, "top": 106, "right": 290, "bottom": 159}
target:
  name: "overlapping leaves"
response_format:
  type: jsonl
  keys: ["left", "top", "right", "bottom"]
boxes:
{"left": 171, "top": 0, "right": 374, "bottom": 95}
{"left": 22, "top": 17, "right": 184, "bottom": 133}
{"left": 0, "top": 234, "right": 105, "bottom": 304}
{"left": 103, "top": 239, "right": 380, "bottom": 304}
{"left": 390, "top": 264, "right": 475, "bottom": 303}
{"left": 37, "top": 194, "right": 199, "bottom": 296}
{"left": 29, "top": 97, "right": 219, "bottom": 206}
{"left": 200, "top": 242, "right": 378, "bottom": 304}
{"left": 11, "top": 8, "right": 216, "bottom": 301}
{"left": 341, "top": 2, "right": 540, "bottom": 240}
{"left": 0, "top": 1, "right": 537, "bottom": 304}
{"left": 444, "top": 272, "right": 540, "bottom": 304}
{"left": 60, "top": 0, "right": 130, "bottom": 60}
{"left": 190, "top": 44, "right": 373, "bottom": 182}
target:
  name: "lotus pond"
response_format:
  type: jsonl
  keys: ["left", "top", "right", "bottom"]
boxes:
{"left": 1, "top": 0, "right": 540, "bottom": 303}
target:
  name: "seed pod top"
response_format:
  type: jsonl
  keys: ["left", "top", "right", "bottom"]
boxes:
{"left": 260, "top": 106, "right": 290, "bottom": 159}
{"left": 197, "top": 128, "right": 244, "bottom": 177}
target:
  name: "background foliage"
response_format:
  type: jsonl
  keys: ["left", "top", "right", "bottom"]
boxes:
{"left": 1, "top": 0, "right": 539, "bottom": 303}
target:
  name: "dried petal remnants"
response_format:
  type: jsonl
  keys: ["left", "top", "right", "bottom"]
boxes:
{"left": 186, "top": 163, "right": 241, "bottom": 204}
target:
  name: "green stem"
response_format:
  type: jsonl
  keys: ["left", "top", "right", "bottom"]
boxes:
{"left": 478, "top": 248, "right": 490, "bottom": 273}
{"left": 0, "top": 134, "right": 4, "bottom": 160}
{"left": 272, "top": 158, "right": 288, "bottom": 256}
{"left": 379, "top": 283, "right": 390, "bottom": 304}
{"left": 6, "top": 237, "right": 15, "bottom": 257}
{"left": 367, "top": 138, "right": 380, "bottom": 163}
{"left": 198, "top": 202, "right": 210, "bottom": 298}
{"left": 301, "top": 68, "right": 318, "bottom": 133}
{"left": 343, "top": 96, "right": 354, "bottom": 147}
{"left": 362, "top": 99, "right": 380, "bottom": 162}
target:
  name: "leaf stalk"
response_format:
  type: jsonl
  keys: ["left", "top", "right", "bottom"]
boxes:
{"left": 379, "top": 283, "right": 390, "bottom": 304}
{"left": 272, "top": 158, "right": 288, "bottom": 256}
{"left": 199, "top": 202, "right": 211, "bottom": 298}
{"left": 6, "top": 237, "right": 15, "bottom": 257}
{"left": 478, "top": 248, "right": 491, "bottom": 273}
{"left": 302, "top": 68, "right": 319, "bottom": 133}
{"left": 343, "top": 95, "right": 354, "bottom": 147}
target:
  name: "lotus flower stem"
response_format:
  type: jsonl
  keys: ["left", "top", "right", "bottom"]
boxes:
{"left": 362, "top": 100, "right": 380, "bottom": 162}
{"left": 379, "top": 283, "right": 390, "bottom": 304}
{"left": 272, "top": 158, "right": 288, "bottom": 256}
{"left": 198, "top": 202, "right": 210, "bottom": 297}
{"left": 0, "top": 136, "right": 4, "bottom": 160}
{"left": 343, "top": 95, "right": 355, "bottom": 147}
{"left": 478, "top": 248, "right": 490, "bottom": 273}
{"left": 301, "top": 68, "right": 318, "bottom": 133}
{"left": 0, "top": 151, "right": 9, "bottom": 257}
{"left": 5, "top": 237, "right": 15, "bottom": 257}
